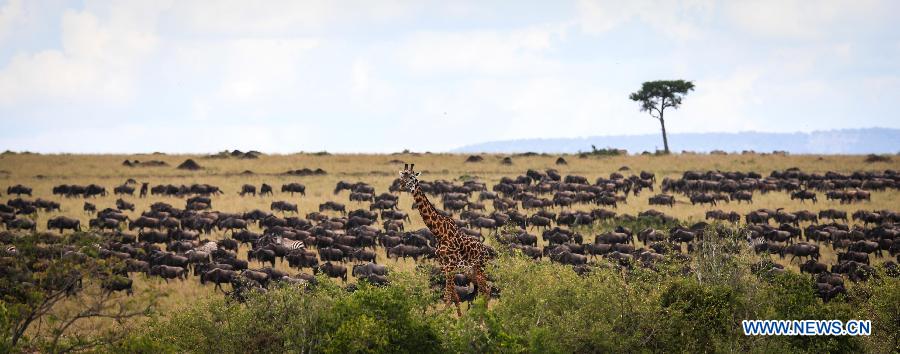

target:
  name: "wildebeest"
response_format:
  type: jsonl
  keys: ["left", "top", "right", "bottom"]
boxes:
{"left": 201, "top": 268, "right": 237, "bottom": 292}
{"left": 239, "top": 184, "right": 257, "bottom": 196}
{"left": 114, "top": 184, "right": 135, "bottom": 196}
{"left": 319, "top": 201, "right": 347, "bottom": 214}
{"left": 319, "top": 262, "right": 348, "bottom": 282}
{"left": 116, "top": 198, "right": 135, "bottom": 211}
{"left": 149, "top": 265, "right": 187, "bottom": 282}
{"left": 648, "top": 194, "right": 675, "bottom": 207}
{"left": 129, "top": 216, "right": 160, "bottom": 231}
{"left": 47, "top": 216, "right": 81, "bottom": 233}
{"left": 260, "top": 183, "right": 273, "bottom": 196}
{"left": 730, "top": 191, "right": 753, "bottom": 204}
{"left": 790, "top": 190, "right": 817, "bottom": 203}
{"left": 689, "top": 193, "right": 717, "bottom": 206}
{"left": 271, "top": 201, "right": 298, "bottom": 214}
{"left": 286, "top": 250, "right": 320, "bottom": 270}
{"left": 241, "top": 270, "right": 271, "bottom": 288}
{"left": 352, "top": 262, "right": 388, "bottom": 278}
{"left": 782, "top": 243, "right": 820, "bottom": 263}
{"left": 34, "top": 198, "right": 61, "bottom": 212}
{"left": 7, "top": 184, "right": 32, "bottom": 196}
{"left": 818, "top": 209, "right": 848, "bottom": 222}
{"left": 281, "top": 183, "right": 307, "bottom": 196}
{"left": 799, "top": 260, "right": 827, "bottom": 274}
{"left": 101, "top": 276, "right": 134, "bottom": 296}
{"left": 5, "top": 217, "right": 37, "bottom": 231}
{"left": 837, "top": 251, "right": 870, "bottom": 265}
{"left": 248, "top": 248, "right": 276, "bottom": 267}
{"left": 217, "top": 217, "right": 248, "bottom": 235}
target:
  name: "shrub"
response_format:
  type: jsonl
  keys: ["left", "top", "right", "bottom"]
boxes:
{"left": 110, "top": 243, "right": 893, "bottom": 353}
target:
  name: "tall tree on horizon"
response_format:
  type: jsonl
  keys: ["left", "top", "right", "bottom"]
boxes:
{"left": 629, "top": 80, "right": 695, "bottom": 154}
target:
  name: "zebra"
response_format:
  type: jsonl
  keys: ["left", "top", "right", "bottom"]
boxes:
{"left": 257, "top": 234, "right": 305, "bottom": 251}
{"left": 4, "top": 245, "right": 16, "bottom": 255}
{"left": 276, "top": 236, "right": 305, "bottom": 251}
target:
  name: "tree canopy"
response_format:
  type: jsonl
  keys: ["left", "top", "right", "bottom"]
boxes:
{"left": 629, "top": 80, "right": 695, "bottom": 153}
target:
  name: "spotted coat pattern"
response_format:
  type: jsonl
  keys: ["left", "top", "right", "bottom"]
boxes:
{"left": 400, "top": 164, "right": 494, "bottom": 315}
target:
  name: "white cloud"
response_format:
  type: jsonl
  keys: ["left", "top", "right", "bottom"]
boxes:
{"left": 677, "top": 69, "right": 763, "bottom": 133}
{"left": 577, "top": 0, "right": 713, "bottom": 40}
{"left": 0, "top": 122, "right": 316, "bottom": 154}
{"left": 169, "top": 0, "right": 416, "bottom": 35}
{"left": 724, "top": 0, "right": 894, "bottom": 40}
{"left": 0, "top": 0, "right": 896, "bottom": 153}
{"left": 0, "top": 6, "right": 161, "bottom": 106}
{"left": 0, "top": 0, "right": 23, "bottom": 43}
{"left": 215, "top": 38, "right": 320, "bottom": 103}
{"left": 398, "top": 25, "right": 568, "bottom": 77}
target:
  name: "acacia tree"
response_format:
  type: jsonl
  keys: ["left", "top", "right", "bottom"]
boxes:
{"left": 0, "top": 232, "right": 156, "bottom": 352}
{"left": 629, "top": 80, "right": 695, "bottom": 154}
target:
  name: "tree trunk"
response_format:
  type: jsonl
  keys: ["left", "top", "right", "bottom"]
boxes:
{"left": 659, "top": 104, "right": 670, "bottom": 154}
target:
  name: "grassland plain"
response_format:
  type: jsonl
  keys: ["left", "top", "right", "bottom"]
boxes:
{"left": 1, "top": 152, "right": 898, "bottom": 317}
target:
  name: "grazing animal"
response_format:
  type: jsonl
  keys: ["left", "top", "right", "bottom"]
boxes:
{"left": 116, "top": 198, "right": 135, "bottom": 211}
{"left": 101, "top": 276, "right": 134, "bottom": 296}
{"left": 248, "top": 248, "right": 277, "bottom": 267}
{"left": 201, "top": 268, "right": 237, "bottom": 292}
{"left": 239, "top": 184, "right": 257, "bottom": 196}
{"left": 7, "top": 184, "right": 32, "bottom": 196}
{"left": 260, "top": 183, "right": 274, "bottom": 196}
{"left": 319, "top": 262, "right": 348, "bottom": 282}
{"left": 790, "top": 190, "right": 817, "bottom": 203}
{"left": 648, "top": 194, "right": 675, "bottom": 207}
{"left": 149, "top": 265, "right": 187, "bottom": 282}
{"left": 271, "top": 201, "right": 298, "bottom": 214}
{"left": 281, "top": 183, "right": 307, "bottom": 196}
{"left": 47, "top": 216, "right": 81, "bottom": 233}
{"left": 400, "top": 164, "right": 495, "bottom": 315}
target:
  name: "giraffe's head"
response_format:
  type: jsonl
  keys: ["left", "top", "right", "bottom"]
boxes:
{"left": 398, "top": 163, "right": 420, "bottom": 192}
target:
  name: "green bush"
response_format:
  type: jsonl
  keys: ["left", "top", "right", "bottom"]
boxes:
{"left": 109, "top": 242, "right": 899, "bottom": 354}
{"left": 659, "top": 279, "right": 744, "bottom": 353}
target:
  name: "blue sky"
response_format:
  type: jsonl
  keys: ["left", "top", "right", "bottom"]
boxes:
{"left": 0, "top": 0, "right": 898, "bottom": 153}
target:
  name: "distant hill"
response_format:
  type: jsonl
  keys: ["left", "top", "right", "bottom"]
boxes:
{"left": 452, "top": 128, "right": 900, "bottom": 154}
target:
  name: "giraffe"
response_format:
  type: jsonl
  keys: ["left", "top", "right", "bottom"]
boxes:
{"left": 399, "top": 163, "right": 495, "bottom": 315}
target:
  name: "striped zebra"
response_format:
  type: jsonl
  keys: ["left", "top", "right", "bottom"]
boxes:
{"left": 275, "top": 236, "right": 305, "bottom": 251}
{"left": 4, "top": 245, "right": 16, "bottom": 255}
{"left": 747, "top": 235, "right": 766, "bottom": 250}
{"left": 259, "top": 234, "right": 305, "bottom": 251}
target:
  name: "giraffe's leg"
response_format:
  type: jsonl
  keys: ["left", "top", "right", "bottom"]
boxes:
{"left": 443, "top": 269, "right": 462, "bottom": 316}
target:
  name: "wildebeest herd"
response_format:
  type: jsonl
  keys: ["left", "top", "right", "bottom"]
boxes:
{"left": 1, "top": 166, "right": 898, "bottom": 303}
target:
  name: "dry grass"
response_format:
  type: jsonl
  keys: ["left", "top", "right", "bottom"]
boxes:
{"left": 2, "top": 152, "right": 898, "bottom": 316}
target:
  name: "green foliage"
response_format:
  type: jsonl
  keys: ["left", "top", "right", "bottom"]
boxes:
{"left": 659, "top": 279, "right": 743, "bottom": 352}
{"left": 629, "top": 80, "right": 696, "bottom": 115}
{"left": 579, "top": 145, "right": 626, "bottom": 157}
{"left": 1, "top": 232, "right": 156, "bottom": 352}
{"left": 629, "top": 79, "right": 695, "bottom": 153}
{"left": 111, "top": 238, "right": 899, "bottom": 354}
{"left": 117, "top": 272, "right": 444, "bottom": 354}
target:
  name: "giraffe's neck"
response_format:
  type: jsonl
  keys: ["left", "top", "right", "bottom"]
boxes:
{"left": 412, "top": 186, "right": 453, "bottom": 241}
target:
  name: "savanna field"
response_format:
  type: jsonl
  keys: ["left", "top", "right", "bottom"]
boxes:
{"left": 1, "top": 151, "right": 899, "bottom": 353}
